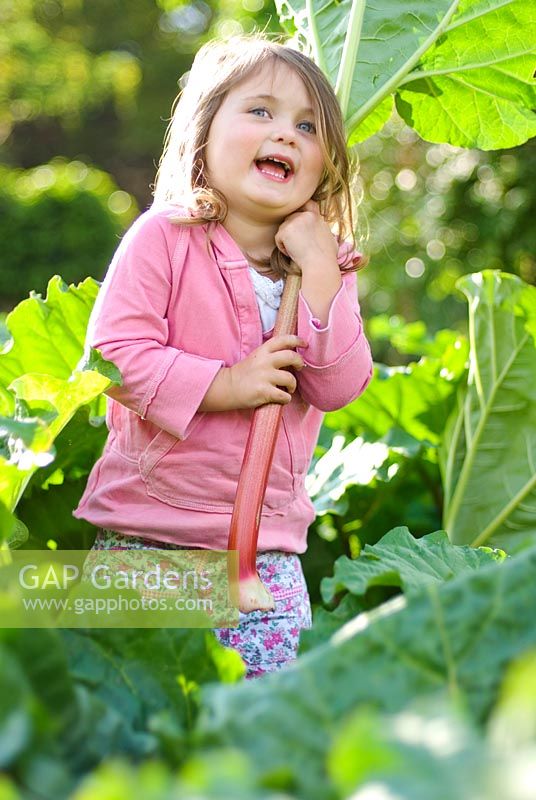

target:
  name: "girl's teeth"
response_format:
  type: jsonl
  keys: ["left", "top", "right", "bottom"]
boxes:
{"left": 256, "top": 162, "right": 288, "bottom": 181}
{"left": 260, "top": 167, "right": 285, "bottom": 180}
{"left": 255, "top": 158, "right": 289, "bottom": 180}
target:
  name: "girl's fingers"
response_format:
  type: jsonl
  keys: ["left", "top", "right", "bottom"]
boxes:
{"left": 275, "top": 238, "right": 289, "bottom": 257}
{"left": 266, "top": 335, "right": 308, "bottom": 351}
{"left": 271, "top": 388, "right": 292, "bottom": 404}
{"left": 271, "top": 350, "right": 304, "bottom": 370}
{"left": 273, "top": 369, "right": 297, "bottom": 394}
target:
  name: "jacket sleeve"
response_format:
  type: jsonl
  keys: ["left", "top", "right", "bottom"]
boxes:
{"left": 295, "top": 266, "right": 373, "bottom": 412}
{"left": 85, "top": 209, "right": 224, "bottom": 439}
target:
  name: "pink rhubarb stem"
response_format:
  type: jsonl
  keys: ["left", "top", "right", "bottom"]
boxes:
{"left": 228, "top": 270, "right": 302, "bottom": 613}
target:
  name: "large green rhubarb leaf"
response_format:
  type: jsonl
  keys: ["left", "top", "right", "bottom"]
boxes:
{"left": 61, "top": 627, "right": 244, "bottom": 762}
{"left": 276, "top": 0, "right": 536, "bottom": 148}
{"left": 396, "top": 0, "right": 536, "bottom": 149}
{"left": 0, "top": 625, "right": 244, "bottom": 799}
{"left": 321, "top": 527, "right": 505, "bottom": 603}
{"left": 50, "top": 691, "right": 534, "bottom": 800}
{"left": 327, "top": 702, "right": 492, "bottom": 800}
{"left": 441, "top": 271, "right": 536, "bottom": 550}
{"left": 301, "top": 528, "right": 504, "bottom": 654}
{"left": 196, "top": 545, "right": 536, "bottom": 800}
{"left": 324, "top": 330, "right": 468, "bottom": 445}
{"left": 0, "top": 276, "right": 119, "bottom": 517}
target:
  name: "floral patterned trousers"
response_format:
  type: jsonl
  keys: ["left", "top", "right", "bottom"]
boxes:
{"left": 91, "top": 529, "right": 312, "bottom": 680}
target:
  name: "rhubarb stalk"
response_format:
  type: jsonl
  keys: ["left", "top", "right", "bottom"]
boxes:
{"left": 228, "top": 271, "right": 302, "bottom": 613}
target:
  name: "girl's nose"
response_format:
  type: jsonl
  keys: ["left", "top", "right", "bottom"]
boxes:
{"left": 269, "top": 123, "right": 296, "bottom": 146}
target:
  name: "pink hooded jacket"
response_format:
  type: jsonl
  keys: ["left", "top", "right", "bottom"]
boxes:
{"left": 73, "top": 205, "right": 372, "bottom": 553}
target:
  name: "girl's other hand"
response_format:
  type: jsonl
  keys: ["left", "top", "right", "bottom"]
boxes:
{"left": 228, "top": 335, "right": 308, "bottom": 408}
{"left": 274, "top": 200, "right": 338, "bottom": 272}
{"left": 199, "top": 335, "right": 308, "bottom": 412}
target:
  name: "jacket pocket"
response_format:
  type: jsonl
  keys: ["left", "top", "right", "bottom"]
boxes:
{"left": 138, "top": 410, "right": 296, "bottom": 513}
{"left": 109, "top": 400, "right": 206, "bottom": 463}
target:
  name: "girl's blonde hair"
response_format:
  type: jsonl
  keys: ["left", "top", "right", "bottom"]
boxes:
{"left": 153, "top": 35, "right": 362, "bottom": 277}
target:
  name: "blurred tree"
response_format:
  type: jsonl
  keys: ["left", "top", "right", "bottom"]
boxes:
{"left": 356, "top": 122, "right": 535, "bottom": 352}
{"left": 1, "top": 0, "right": 281, "bottom": 206}
{"left": 0, "top": 158, "right": 138, "bottom": 305}
{"left": 1, "top": 0, "right": 533, "bottom": 330}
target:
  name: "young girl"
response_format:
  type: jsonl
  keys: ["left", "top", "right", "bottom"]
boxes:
{"left": 74, "top": 35, "right": 372, "bottom": 679}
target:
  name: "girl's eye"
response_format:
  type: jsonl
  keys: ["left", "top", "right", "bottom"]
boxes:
{"left": 297, "top": 120, "right": 316, "bottom": 134}
{"left": 250, "top": 107, "right": 270, "bottom": 117}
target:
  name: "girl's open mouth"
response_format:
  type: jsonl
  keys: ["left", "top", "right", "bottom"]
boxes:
{"left": 254, "top": 157, "right": 294, "bottom": 183}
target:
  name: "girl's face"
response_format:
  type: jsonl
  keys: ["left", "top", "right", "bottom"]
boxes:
{"left": 205, "top": 62, "right": 325, "bottom": 224}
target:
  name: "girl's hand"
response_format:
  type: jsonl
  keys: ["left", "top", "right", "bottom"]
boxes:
{"left": 276, "top": 200, "right": 343, "bottom": 327}
{"left": 229, "top": 335, "right": 307, "bottom": 407}
{"left": 199, "top": 335, "right": 308, "bottom": 412}
{"left": 274, "top": 200, "right": 338, "bottom": 273}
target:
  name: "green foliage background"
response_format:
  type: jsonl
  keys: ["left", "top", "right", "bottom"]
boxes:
{"left": 1, "top": 2, "right": 535, "bottom": 799}
{"left": 1, "top": 0, "right": 534, "bottom": 319}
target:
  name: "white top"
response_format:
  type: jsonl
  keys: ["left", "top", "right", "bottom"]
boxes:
{"left": 248, "top": 266, "right": 284, "bottom": 333}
